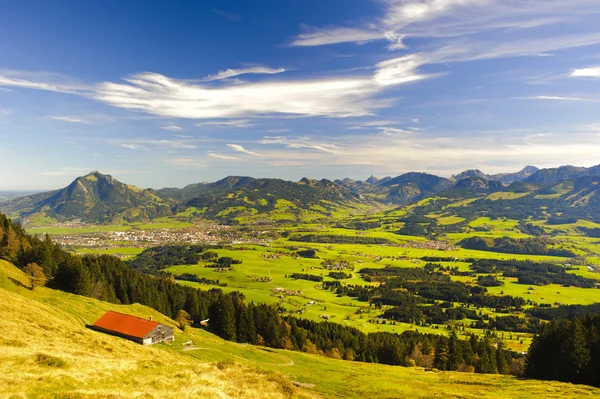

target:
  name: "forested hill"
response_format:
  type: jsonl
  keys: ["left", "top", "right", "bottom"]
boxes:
{"left": 336, "top": 172, "right": 454, "bottom": 204}
{"left": 160, "top": 176, "right": 363, "bottom": 221}
{"left": 0, "top": 171, "right": 172, "bottom": 223}
{"left": 0, "top": 173, "right": 364, "bottom": 224}
{"left": 411, "top": 174, "right": 600, "bottom": 223}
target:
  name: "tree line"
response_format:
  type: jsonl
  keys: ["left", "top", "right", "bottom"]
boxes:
{"left": 527, "top": 314, "right": 600, "bottom": 387}
{"left": 459, "top": 236, "right": 576, "bottom": 258}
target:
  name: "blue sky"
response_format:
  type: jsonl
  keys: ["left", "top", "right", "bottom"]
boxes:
{"left": 1, "top": 0, "right": 600, "bottom": 190}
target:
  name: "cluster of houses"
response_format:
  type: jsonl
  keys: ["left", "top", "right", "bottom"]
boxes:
{"left": 272, "top": 287, "right": 303, "bottom": 298}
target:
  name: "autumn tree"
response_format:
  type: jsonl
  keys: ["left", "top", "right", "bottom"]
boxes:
{"left": 24, "top": 262, "right": 47, "bottom": 289}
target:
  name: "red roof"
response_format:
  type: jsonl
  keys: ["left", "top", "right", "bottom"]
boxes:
{"left": 93, "top": 311, "right": 159, "bottom": 339}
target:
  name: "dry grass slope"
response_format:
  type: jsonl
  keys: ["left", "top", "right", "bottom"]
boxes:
{"left": 2, "top": 259, "right": 600, "bottom": 399}
{"left": 0, "top": 260, "right": 319, "bottom": 399}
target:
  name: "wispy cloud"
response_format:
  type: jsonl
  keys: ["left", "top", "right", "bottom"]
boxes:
{"left": 0, "top": 54, "right": 435, "bottom": 120}
{"left": 289, "top": 0, "right": 596, "bottom": 51}
{"left": 116, "top": 139, "right": 196, "bottom": 150}
{"left": 263, "top": 128, "right": 291, "bottom": 134}
{"left": 208, "top": 152, "right": 240, "bottom": 161}
{"left": 160, "top": 125, "right": 183, "bottom": 131}
{"left": 378, "top": 127, "right": 413, "bottom": 135}
{"left": 261, "top": 136, "right": 340, "bottom": 154}
{"left": 520, "top": 95, "right": 587, "bottom": 101}
{"left": 571, "top": 66, "right": 600, "bottom": 78}
{"left": 290, "top": 25, "right": 386, "bottom": 47}
{"left": 50, "top": 116, "right": 92, "bottom": 123}
{"left": 120, "top": 143, "right": 146, "bottom": 150}
{"left": 202, "top": 67, "right": 286, "bottom": 82}
{"left": 195, "top": 119, "right": 257, "bottom": 128}
{"left": 0, "top": 70, "right": 90, "bottom": 94}
{"left": 212, "top": 8, "right": 241, "bottom": 22}
{"left": 348, "top": 120, "right": 400, "bottom": 129}
{"left": 235, "top": 124, "right": 600, "bottom": 175}
{"left": 227, "top": 144, "right": 261, "bottom": 156}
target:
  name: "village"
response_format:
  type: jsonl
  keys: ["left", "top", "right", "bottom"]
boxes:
{"left": 47, "top": 224, "right": 270, "bottom": 256}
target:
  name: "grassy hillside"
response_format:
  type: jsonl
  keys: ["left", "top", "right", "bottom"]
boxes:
{"left": 0, "top": 259, "right": 318, "bottom": 399}
{"left": 2, "top": 259, "right": 599, "bottom": 398}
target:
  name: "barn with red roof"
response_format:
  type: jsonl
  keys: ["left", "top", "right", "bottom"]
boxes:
{"left": 92, "top": 311, "right": 175, "bottom": 345}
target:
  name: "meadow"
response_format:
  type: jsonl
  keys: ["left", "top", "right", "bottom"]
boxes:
{"left": 2, "top": 259, "right": 598, "bottom": 399}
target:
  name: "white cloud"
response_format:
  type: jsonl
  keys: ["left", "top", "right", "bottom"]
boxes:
{"left": 227, "top": 144, "right": 261, "bottom": 156}
{"left": 290, "top": 26, "right": 385, "bottom": 47}
{"left": 120, "top": 143, "right": 146, "bottom": 150}
{"left": 290, "top": 0, "right": 598, "bottom": 51}
{"left": 378, "top": 127, "right": 413, "bottom": 135}
{"left": 50, "top": 116, "right": 91, "bottom": 123}
{"left": 521, "top": 95, "right": 586, "bottom": 101}
{"left": 160, "top": 125, "right": 183, "bottom": 131}
{"left": 202, "top": 67, "right": 286, "bottom": 82}
{"left": 0, "top": 53, "right": 436, "bottom": 120}
{"left": 116, "top": 139, "right": 196, "bottom": 150}
{"left": 348, "top": 120, "right": 400, "bottom": 129}
{"left": 240, "top": 125, "right": 600, "bottom": 175}
{"left": 0, "top": 70, "right": 89, "bottom": 94}
{"left": 261, "top": 136, "right": 340, "bottom": 154}
{"left": 208, "top": 153, "right": 240, "bottom": 160}
{"left": 571, "top": 66, "right": 600, "bottom": 78}
{"left": 373, "top": 54, "right": 437, "bottom": 86}
{"left": 195, "top": 119, "right": 257, "bottom": 128}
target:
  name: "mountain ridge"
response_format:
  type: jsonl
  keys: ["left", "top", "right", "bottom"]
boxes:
{"left": 2, "top": 164, "right": 599, "bottom": 224}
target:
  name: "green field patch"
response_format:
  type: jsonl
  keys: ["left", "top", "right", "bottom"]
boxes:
{"left": 437, "top": 215, "right": 466, "bottom": 225}
{"left": 486, "top": 192, "right": 529, "bottom": 200}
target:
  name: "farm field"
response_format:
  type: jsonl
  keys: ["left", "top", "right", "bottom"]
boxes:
{"left": 38, "top": 213, "right": 600, "bottom": 354}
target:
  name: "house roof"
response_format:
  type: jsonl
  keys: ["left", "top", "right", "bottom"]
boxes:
{"left": 93, "top": 311, "right": 160, "bottom": 339}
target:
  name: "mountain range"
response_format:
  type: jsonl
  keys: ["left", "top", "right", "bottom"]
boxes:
{"left": 1, "top": 164, "right": 599, "bottom": 224}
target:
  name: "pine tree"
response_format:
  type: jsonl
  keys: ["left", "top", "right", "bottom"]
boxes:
{"left": 209, "top": 294, "right": 237, "bottom": 341}
{"left": 496, "top": 342, "right": 508, "bottom": 374}
{"left": 237, "top": 305, "right": 257, "bottom": 344}
{"left": 447, "top": 330, "right": 462, "bottom": 371}
{"left": 434, "top": 339, "right": 449, "bottom": 370}
{"left": 565, "top": 319, "right": 591, "bottom": 383}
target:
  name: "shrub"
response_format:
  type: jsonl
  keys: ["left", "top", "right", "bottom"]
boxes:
{"left": 35, "top": 353, "right": 66, "bottom": 368}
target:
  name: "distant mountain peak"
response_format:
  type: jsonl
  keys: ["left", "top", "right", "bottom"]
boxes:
{"left": 0, "top": 172, "right": 170, "bottom": 223}
{"left": 366, "top": 175, "right": 379, "bottom": 184}
{"left": 452, "top": 169, "right": 488, "bottom": 181}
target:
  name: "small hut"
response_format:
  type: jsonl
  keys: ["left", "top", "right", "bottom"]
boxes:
{"left": 92, "top": 311, "right": 175, "bottom": 345}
